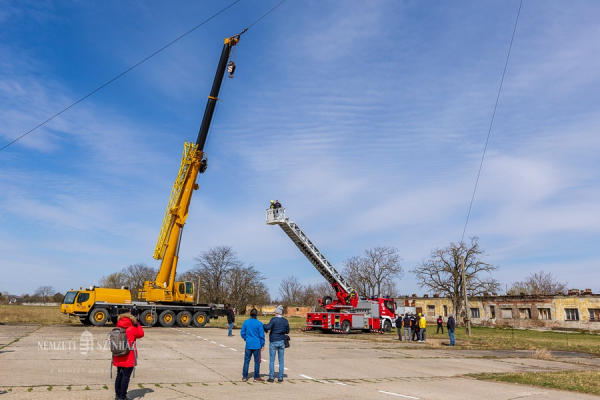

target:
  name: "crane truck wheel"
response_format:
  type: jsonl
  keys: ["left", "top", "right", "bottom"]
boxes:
{"left": 159, "top": 310, "right": 176, "bottom": 327}
{"left": 176, "top": 311, "right": 192, "bottom": 327}
{"left": 383, "top": 319, "right": 392, "bottom": 332}
{"left": 90, "top": 308, "right": 109, "bottom": 326}
{"left": 140, "top": 310, "right": 157, "bottom": 327}
{"left": 192, "top": 311, "right": 208, "bottom": 327}
{"left": 341, "top": 320, "right": 351, "bottom": 334}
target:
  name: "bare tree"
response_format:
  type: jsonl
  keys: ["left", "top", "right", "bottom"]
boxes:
{"left": 34, "top": 286, "right": 54, "bottom": 303}
{"left": 411, "top": 237, "right": 500, "bottom": 321}
{"left": 179, "top": 246, "right": 245, "bottom": 305}
{"left": 278, "top": 276, "right": 305, "bottom": 306}
{"left": 342, "top": 246, "right": 403, "bottom": 298}
{"left": 122, "top": 264, "right": 157, "bottom": 300}
{"left": 98, "top": 271, "right": 127, "bottom": 289}
{"left": 224, "top": 265, "right": 270, "bottom": 313}
{"left": 507, "top": 270, "right": 567, "bottom": 295}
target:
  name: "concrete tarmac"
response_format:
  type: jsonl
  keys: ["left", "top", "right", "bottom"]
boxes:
{"left": 0, "top": 324, "right": 599, "bottom": 399}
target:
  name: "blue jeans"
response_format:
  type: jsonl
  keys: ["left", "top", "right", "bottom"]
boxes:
{"left": 448, "top": 329, "right": 455, "bottom": 346}
{"left": 228, "top": 322, "right": 234, "bottom": 336}
{"left": 269, "top": 340, "right": 285, "bottom": 380}
{"left": 243, "top": 348, "right": 261, "bottom": 379}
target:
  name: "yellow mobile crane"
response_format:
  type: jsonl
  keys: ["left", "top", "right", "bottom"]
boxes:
{"left": 61, "top": 31, "right": 245, "bottom": 327}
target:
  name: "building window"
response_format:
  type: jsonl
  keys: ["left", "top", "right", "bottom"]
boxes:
{"left": 470, "top": 308, "right": 480, "bottom": 318}
{"left": 519, "top": 308, "right": 531, "bottom": 319}
{"left": 501, "top": 308, "right": 513, "bottom": 319}
{"left": 538, "top": 308, "right": 552, "bottom": 320}
{"left": 443, "top": 305, "right": 448, "bottom": 317}
{"left": 565, "top": 308, "right": 579, "bottom": 321}
{"left": 589, "top": 309, "right": 600, "bottom": 321}
{"left": 427, "top": 305, "right": 435, "bottom": 316}
{"left": 489, "top": 306, "right": 496, "bottom": 319}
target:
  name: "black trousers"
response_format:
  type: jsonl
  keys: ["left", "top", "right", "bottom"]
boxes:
{"left": 436, "top": 324, "right": 444, "bottom": 334}
{"left": 115, "top": 366, "right": 134, "bottom": 399}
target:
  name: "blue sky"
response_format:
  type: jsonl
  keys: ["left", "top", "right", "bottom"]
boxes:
{"left": 1, "top": 1, "right": 599, "bottom": 298}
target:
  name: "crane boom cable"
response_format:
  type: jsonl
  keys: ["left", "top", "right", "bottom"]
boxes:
{"left": 460, "top": 0, "right": 523, "bottom": 243}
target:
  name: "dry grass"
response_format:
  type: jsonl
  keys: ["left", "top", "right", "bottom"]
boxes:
{"left": 0, "top": 305, "right": 78, "bottom": 325}
{"left": 434, "top": 326, "right": 600, "bottom": 356}
{"left": 530, "top": 348, "right": 553, "bottom": 360}
{"left": 472, "top": 370, "right": 600, "bottom": 396}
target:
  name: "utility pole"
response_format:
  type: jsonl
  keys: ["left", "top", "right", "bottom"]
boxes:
{"left": 461, "top": 256, "right": 471, "bottom": 336}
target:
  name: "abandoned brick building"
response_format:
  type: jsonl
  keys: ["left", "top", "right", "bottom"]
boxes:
{"left": 396, "top": 288, "right": 600, "bottom": 332}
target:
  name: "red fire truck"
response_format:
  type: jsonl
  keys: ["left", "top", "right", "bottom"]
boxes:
{"left": 266, "top": 208, "right": 396, "bottom": 333}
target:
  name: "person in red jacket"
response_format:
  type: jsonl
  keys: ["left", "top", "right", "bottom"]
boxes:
{"left": 112, "top": 312, "right": 144, "bottom": 400}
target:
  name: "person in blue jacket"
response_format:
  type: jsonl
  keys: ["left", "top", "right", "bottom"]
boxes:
{"left": 240, "top": 308, "right": 265, "bottom": 382}
{"left": 263, "top": 305, "right": 290, "bottom": 382}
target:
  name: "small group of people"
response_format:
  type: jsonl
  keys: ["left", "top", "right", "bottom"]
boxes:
{"left": 395, "top": 312, "right": 427, "bottom": 342}
{"left": 240, "top": 305, "right": 289, "bottom": 383}
{"left": 269, "top": 200, "right": 282, "bottom": 210}
{"left": 395, "top": 312, "right": 456, "bottom": 345}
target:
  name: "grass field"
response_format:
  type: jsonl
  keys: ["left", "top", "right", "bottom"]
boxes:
{"left": 471, "top": 370, "right": 600, "bottom": 396}
{"left": 0, "top": 305, "right": 79, "bottom": 325}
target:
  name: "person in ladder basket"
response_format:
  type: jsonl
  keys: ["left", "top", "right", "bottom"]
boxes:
{"left": 112, "top": 312, "right": 144, "bottom": 400}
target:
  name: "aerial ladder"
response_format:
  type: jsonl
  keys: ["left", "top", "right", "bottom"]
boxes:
{"left": 266, "top": 208, "right": 358, "bottom": 309}
{"left": 267, "top": 208, "right": 396, "bottom": 333}
{"left": 140, "top": 30, "right": 246, "bottom": 305}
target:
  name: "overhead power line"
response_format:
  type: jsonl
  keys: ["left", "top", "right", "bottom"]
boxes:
{"left": 460, "top": 0, "right": 524, "bottom": 243}
{"left": 1, "top": 0, "right": 288, "bottom": 153}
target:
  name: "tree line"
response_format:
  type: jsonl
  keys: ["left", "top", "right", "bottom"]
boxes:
{"left": 6, "top": 239, "right": 567, "bottom": 313}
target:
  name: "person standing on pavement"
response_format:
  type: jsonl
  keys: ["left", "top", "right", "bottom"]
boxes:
{"left": 395, "top": 314, "right": 403, "bottom": 340}
{"left": 241, "top": 308, "right": 265, "bottom": 382}
{"left": 402, "top": 313, "right": 411, "bottom": 341}
{"left": 112, "top": 312, "right": 144, "bottom": 400}
{"left": 226, "top": 304, "right": 235, "bottom": 337}
{"left": 447, "top": 314, "right": 456, "bottom": 346}
{"left": 412, "top": 313, "right": 419, "bottom": 341}
{"left": 418, "top": 313, "right": 427, "bottom": 342}
{"left": 263, "top": 305, "right": 290, "bottom": 382}
{"left": 436, "top": 315, "right": 444, "bottom": 334}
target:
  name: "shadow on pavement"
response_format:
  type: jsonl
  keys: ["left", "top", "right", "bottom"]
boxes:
{"left": 127, "top": 388, "right": 154, "bottom": 398}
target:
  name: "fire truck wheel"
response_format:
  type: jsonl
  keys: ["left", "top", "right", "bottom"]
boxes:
{"left": 176, "top": 311, "right": 192, "bottom": 327}
{"left": 140, "top": 310, "right": 157, "bottom": 327}
{"left": 341, "top": 320, "right": 351, "bottom": 334}
{"left": 159, "top": 310, "right": 176, "bottom": 327}
{"left": 90, "top": 308, "right": 109, "bottom": 326}
{"left": 192, "top": 311, "right": 208, "bottom": 327}
{"left": 322, "top": 296, "right": 333, "bottom": 306}
{"left": 383, "top": 319, "right": 392, "bottom": 332}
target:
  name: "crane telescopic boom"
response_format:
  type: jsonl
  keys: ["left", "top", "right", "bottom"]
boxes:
{"left": 141, "top": 31, "right": 245, "bottom": 304}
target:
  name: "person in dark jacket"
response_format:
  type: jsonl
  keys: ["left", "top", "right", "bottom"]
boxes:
{"left": 447, "top": 314, "right": 456, "bottom": 346}
{"left": 436, "top": 315, "right": 444, "bottom": 334}
{"left": 112, "top": 312, "right": 144, "bottom": 400}
{"left": 226, "top": 304, "right": 235, "bottom": 336}
{"left": 395, "top": 314, "right": 403, "bottom": 340}
{"left": 263, "top": 305, "right": 290, "bottom": 382}
{"left": 402, "top": 313, "right": 411, "bottom": 341}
